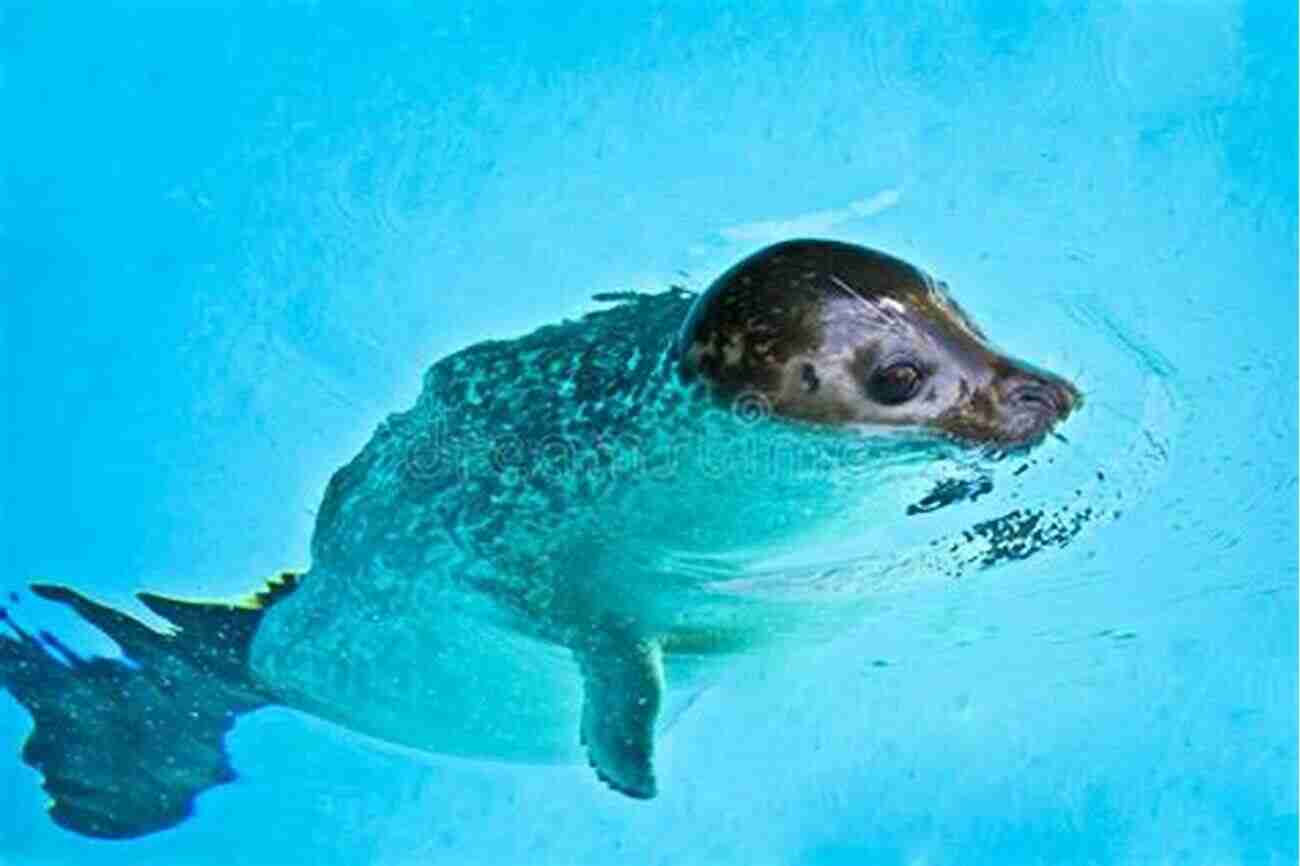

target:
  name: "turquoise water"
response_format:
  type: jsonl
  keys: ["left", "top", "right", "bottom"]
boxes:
{"left": 3, "top": 2, "right": 1296, "bottom": 864}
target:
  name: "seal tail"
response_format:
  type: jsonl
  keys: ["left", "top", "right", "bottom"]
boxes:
{"left": 0, "top": 573, "right": 300, "bottom": 839}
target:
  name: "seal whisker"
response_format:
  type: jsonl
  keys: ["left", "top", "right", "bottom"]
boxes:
{"left": 827, "top": 273, "right": 878, "bottom": 318}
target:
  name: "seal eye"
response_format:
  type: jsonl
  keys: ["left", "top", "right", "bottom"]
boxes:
{"left": 867, "top": 363, "right": 922, "bottom": 405}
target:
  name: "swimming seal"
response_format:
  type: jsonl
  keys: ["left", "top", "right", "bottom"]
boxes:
{"left": 1, "top": 239, "right": 1078, "bottom": 837}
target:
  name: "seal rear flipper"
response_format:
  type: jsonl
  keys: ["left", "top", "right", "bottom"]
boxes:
{"left": 575, "top": 626, "right": 663, "bottom": 799}
{"left": 0, "top": 575, "right": 299, "bottom": 839}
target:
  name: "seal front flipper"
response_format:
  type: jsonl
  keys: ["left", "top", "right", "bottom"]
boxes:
{"left": 0, "top": 574, "right": 299, "bottom": 838}
{"left": 575, "top": 624, "right": 663, "bottom": 799}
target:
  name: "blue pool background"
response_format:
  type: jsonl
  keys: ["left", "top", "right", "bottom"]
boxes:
{"left": 2, "top": 2, "right": 1296, "bottom": 864}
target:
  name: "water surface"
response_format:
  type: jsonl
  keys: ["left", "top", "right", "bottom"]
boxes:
{"left": 3, "top": 2, "right": 1295, "bottom": 864}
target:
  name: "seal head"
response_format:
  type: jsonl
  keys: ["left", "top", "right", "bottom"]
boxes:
{"left": 677, "top": 239, "right": 1079, "bottom": 448}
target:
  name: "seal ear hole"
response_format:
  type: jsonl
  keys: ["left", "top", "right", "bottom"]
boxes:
{"left": 800, "top": 363, "right": 820, "bottom": 393}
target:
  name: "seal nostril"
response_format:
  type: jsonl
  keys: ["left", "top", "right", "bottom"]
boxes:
{"left": 1007, "top": 382, "right": 1061, "bottom": 414}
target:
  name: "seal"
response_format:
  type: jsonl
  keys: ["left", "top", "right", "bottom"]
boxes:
{"left": 0, "top": 239, "right": 1079, "bottom": 837}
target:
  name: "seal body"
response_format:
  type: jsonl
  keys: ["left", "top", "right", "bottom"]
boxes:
{"left": 249, "top": 289, "right": 707, "bottom": 763}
